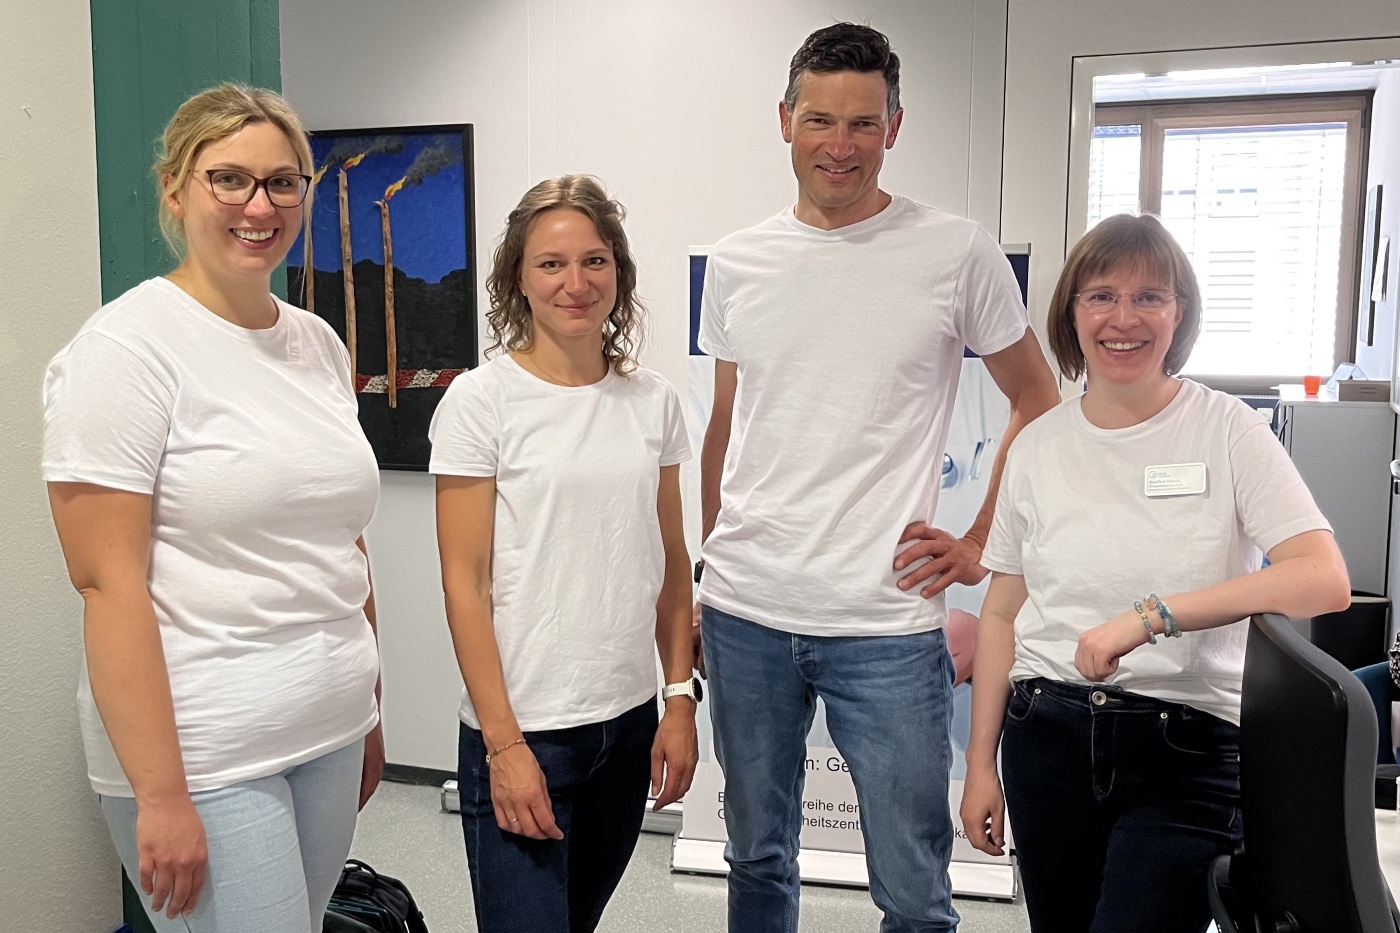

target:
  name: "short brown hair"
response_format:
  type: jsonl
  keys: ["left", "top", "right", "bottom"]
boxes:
{"left": 485, "top": 175, "right": 644, "bottom": 375}
{"left": 1047, "top": 214, "right": 1202, "bottom": 381}
{"left": 153, "top": 84, "right": 314, "bottom": 258}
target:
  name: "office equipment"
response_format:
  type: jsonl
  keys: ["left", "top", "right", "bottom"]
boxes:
{"left": 1311, "top": 595, "right": 1392, "bottom": 670}
{"left": 1340, "top": 380, "right": 1392, "bottom": 402}
{"left": 1208, "top": 614, "right": 1399, "bottom": 933}
{"left": 1276, "top": 390, "right": 1396, "bottom": 597}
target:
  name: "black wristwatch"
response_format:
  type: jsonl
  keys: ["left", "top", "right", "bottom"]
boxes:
{"left": 693, "top": 559, "right": 705, "bottom": 584}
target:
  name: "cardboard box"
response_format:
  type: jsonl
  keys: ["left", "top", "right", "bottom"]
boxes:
{"left": 1335, "top": 379, "right": 1390, "bottom": 402}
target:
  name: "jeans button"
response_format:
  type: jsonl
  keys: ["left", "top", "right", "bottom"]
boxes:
{"left": 1090, "top": 690, "right": 1107, "bottom": 706}
{"left": 1161, "top": 711, "right": 1169, "bottom": 720}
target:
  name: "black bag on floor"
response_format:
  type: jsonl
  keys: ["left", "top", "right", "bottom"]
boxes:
{"left": 323, "top": 859, "right": 429, "bottom": 933}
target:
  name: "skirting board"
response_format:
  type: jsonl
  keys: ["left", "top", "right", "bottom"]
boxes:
{"left": 670, "top": 837, "right": 1018, "bottom": 901}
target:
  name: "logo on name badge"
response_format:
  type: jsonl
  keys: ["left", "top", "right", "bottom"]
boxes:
{"left": 1144, "top": 463, "right": 1207, "bottom": 498}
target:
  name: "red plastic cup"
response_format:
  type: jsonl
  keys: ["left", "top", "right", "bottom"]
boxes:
{"left": 1303, "top": 374, "right": 1322, "bottom": 396}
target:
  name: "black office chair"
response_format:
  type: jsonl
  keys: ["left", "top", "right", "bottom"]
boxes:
{"left": 1208, "top": 613, "right": 1400, "bottom": 933}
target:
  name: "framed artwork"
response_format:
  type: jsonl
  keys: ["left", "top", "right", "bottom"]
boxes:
{"left": 1358, "top": 183, "right": 1382, "bottom": 348}
{"left": 288, "top": 124, "right": 477, "bottom": 470}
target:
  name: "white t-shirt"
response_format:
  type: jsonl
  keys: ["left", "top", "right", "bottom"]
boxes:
{"left": 980, "top": 379, "right": 1331, "bottom": 724}
{"left": 43, "top": 277, "right": 381, "bottom": 796}
{"left": 697, "top": 196, "right": 1028, "bottom": 637}
{"left": 428, "top": 356, "right": 691, "bottom": 731}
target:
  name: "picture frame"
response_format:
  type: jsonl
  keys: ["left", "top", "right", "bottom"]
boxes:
{"left": 1359, "top": 183, "right": 1382, "bottom": 348}
{"left": 287, "top": 124, "right": 477, "bottom": 470}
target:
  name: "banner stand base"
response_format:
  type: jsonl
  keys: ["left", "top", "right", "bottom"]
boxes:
{"left": 641, "top": 799, "right": 683, "bottom": 835}
{"left": 670, "top": 837, "right": 1017, "bottom": 901}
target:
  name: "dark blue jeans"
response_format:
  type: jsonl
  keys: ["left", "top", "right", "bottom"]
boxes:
{"left": 1354, "top": 662, "right": 1399, "bottom": 763}
{"left": 1001, "top": 678, "right": 1241, "bottom": 933}
{"left": 702, "top": 606, "right": 959, "bottom": 933}
{"left": 458, "top": 698, "right": 658, "bottom": 933}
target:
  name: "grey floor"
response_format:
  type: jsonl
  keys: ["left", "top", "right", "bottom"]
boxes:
{"left": 348, "top": 781, "right": 1030, "bottom": 932}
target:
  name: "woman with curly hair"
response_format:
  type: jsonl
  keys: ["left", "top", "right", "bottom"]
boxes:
{"left": 429, "top": 175, "right": 699, "bottom": 932}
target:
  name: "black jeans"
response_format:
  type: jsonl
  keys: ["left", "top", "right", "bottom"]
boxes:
{"left": 458, "top": 697, "right": 658, "bottom": 933}
{"left": 1001, "top": 678, "right": 1241, "bottom": 933}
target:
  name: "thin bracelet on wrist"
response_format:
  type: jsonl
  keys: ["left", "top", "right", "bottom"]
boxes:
{"left": 485, "top": 737, "right": 527, "bottom": 766}
{"left": 1133, "top": 600, "right": 1158, "bottom": 645}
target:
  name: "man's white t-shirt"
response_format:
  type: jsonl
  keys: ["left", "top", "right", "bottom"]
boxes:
{"left": 980, "top": 380, "right": 1331, "bottom": 724}
{"left": 428, "top": 356, "right": 691, "bottom": 731}
{"left": 697, "top": 196, "right": 1028, "bottom": 637}
{"left": 43, "top": 277, "right": 382, "bottom": 796}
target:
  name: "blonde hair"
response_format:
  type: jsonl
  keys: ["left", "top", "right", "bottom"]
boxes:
{"left": 485, "top": 175, "right": 645, "bottom": 375}
{"left": 1047, "top": 213, "right": 1203, "bottom": 381}
{"left": 153, "top": 84, "right": 314, "bottom": 258}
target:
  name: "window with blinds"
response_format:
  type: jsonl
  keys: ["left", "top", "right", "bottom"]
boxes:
{"left": 1087, "top": 95, "right": 1369, "bottom": 389}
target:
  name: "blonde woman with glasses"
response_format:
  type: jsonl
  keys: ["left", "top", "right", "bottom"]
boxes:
{"left": 959, "top": 213, "right": 1350, "bottom": 932}
{"left": 43, "top": 84, "right": 383, "bottom": 932}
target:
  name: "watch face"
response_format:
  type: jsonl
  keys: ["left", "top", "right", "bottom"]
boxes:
{"left": 692, "top": 677, "right": 704, "bottom": 703}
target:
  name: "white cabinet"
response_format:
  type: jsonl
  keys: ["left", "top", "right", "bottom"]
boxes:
{"left": 1276, "top": 393, "right": 1396, "bottom": 596}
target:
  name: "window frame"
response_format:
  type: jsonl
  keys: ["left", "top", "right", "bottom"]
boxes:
{"left": 1093, "top": 93, "right": 1372, "bottom": 394}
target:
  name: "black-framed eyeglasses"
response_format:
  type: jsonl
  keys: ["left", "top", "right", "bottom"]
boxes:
{"left": 1074, "top": 289, "right": 1179, "bottom": 313}
{"left": 203, "top": 169, "right": 312, "bottom": 207}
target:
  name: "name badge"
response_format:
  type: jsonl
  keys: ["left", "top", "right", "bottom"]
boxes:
{"left": 1144, "top": 463, "right": 1207, "bottom": 498}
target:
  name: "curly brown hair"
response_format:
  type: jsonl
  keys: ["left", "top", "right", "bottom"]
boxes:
{"left": 485, "top": 175, "right": 645, "bottom": 375}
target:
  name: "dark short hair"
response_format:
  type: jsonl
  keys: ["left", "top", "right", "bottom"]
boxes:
{"left": 1046, "top": 214, "right": 1203, "bottom": 381}
{"left": 784, "top": 23, "right": 901, "bottom": 120}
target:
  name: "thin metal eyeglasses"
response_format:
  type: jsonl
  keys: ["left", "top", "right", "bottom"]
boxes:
{"left": 1074, "top": 289, "right": 1179, "bottom": 313}
{"left": 203, "top": 169, "right": 312, "bottom": 207}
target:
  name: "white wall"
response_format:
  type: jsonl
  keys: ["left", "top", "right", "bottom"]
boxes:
{"left": 282, "top": 0, "right": 1007, "bottom": 770}
{"left": 1001, "top": 0, "right": 1400, "bottom": 344}
{"left": 1369, "top": 69, "right": 1400, "bottom": 616}
{"left": 0, "top": 4, "right": 120, "bottom": 930}
{"left": 1356, "top": 68, "right": 1400, "bottom": 381}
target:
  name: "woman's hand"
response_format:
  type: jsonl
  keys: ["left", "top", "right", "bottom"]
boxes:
{"left": 488, "top": 744, "right": 563, "bottom": 841}
{"left": 651, "top": 702, "right": 699, "bottom": 810}
{"left": 358, "top": 722, "right": 385, "bottom": 811}
{"left": 959, "top": 761, "right": 1007, "bottom": 857}
{"left": 1075, "top": 611, "right": 1151, "bottom": 681}
{"left": 692, "top": 601, "right": 706, "bottom": 679}
{"left": 136, "top": 794, "right": 208, "bottom": 919}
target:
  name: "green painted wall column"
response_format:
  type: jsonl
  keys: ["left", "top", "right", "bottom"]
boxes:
{"left": 91, "top": 0, "right": 284, "bottom": 304}
{"left": 88, "top": 6, "right": 282, "bottom": 928}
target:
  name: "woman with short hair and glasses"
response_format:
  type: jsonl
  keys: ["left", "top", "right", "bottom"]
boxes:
{"left": 43, "top": 84, "right": 383, "bottom": 933}
{"left": 958, "top": 213, "right": 1350, "bottom": 932}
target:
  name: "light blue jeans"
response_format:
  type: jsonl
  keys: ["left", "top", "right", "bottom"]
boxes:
{"left": 101, "top": 737, "right": 365, "bottom": 933}
{"left": 701, "top": 607, "right": 959, "bottom": 933}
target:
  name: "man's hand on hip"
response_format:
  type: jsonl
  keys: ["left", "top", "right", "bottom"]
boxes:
{"left": 893, "top": 521, "right": 989, "bottom": 598}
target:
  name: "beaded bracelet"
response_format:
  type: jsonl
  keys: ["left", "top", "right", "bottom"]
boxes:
{"left": 1147, "top": 593, "right": 1182, "bottom": 638}
{"left": 1133, "top": 600, "right": 1158, "bottom": 645}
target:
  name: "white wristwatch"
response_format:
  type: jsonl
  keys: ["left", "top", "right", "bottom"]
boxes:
{"left": 662, "top": 677, "right": 703, "bottom": 703}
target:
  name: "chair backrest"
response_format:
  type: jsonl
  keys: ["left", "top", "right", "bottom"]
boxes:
{"left": 1239, "top": 613, "right": 1394, "bottom": 932}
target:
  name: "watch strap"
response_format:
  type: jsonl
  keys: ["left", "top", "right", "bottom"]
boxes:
{"left": 662, "top": 680, "right": 697, "bottom": 701}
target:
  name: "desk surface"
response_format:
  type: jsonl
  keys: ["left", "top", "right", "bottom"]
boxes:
{"left": 1377, "top": 809, "right": 1400, "bottom": 894}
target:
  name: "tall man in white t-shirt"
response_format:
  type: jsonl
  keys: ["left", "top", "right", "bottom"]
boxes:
{"left": 696, "top": 23, "right": 1061, "bottom": 933}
